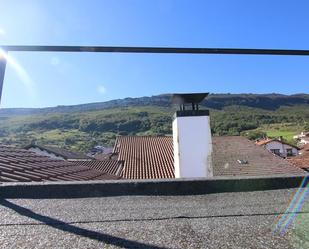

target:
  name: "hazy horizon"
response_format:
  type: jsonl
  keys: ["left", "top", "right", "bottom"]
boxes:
{"left": 0, "top": 92, "right": 308, "bottom": 109}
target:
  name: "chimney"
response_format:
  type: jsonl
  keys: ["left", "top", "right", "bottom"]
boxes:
{"left": 172, "top": 93, "right": 213, "bottom": 178}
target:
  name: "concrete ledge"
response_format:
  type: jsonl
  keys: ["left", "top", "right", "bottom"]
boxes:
{"left": 0, "top": 175, "right": 307, "bottom": 199}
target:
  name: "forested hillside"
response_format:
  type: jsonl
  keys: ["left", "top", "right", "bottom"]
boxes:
{"left": 0, "top": 93, "right": 308, "bottom": 153}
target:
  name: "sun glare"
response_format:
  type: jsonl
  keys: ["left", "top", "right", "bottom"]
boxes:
{"left": 0, "top": 49, "right": 36, "bottom": 97}
{"left": 0, "top": 28, "right": 5, "bottom": 36}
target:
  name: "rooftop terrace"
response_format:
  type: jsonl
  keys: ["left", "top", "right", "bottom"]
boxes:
{"left": 0, "top": 183, "right": 308, "bottom": 248}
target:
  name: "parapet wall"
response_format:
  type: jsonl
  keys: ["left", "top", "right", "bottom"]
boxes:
{"left": 0, "top": 175, "right": 307, "bottom": 199}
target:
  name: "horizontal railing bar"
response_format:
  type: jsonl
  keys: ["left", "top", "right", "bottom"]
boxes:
{"left": 1, "top": 45, "right": 309, "bottom": 56}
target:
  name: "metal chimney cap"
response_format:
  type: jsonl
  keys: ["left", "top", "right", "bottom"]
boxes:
{"left": 171, "top": 93, "right": 209, "bottom": 105}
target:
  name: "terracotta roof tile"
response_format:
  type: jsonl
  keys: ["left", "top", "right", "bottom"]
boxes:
{"left": 288, "top": 158, "right": 309, "bottom": 169}
{"left": 288, "top": 144, "right": 309, "bottom": 169}
{"left": 255, "top": 138, "right": 274, "bottom": 146}
{"left": 0, "top": 145, "right": 120, "bottom": 182}
{"left": 2, "top": 135, "right": 305, "bottom": 182}
{"left": 114, "top": 136, "right": 174, "bottom": 179}
{"left": 77, "top": 160, "right": 123, "bottom": 176}
{"left": 300, "top": 144, "right": 309, "bottom": 155}
{"left": 212, "top": 136, "right": 304, "bottom": 176}
{"left": 113, "top": 136, "right": 305, "bottom": 179}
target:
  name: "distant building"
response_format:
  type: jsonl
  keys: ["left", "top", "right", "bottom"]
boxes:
{"left": 88, "top": 146, "right": 114, "bottom": 157}
{"left": 24, "top": 144, "right": 92, "bottom": 161}
{"left": 255, "top": 138, "right": 299, "bottom": 158}
{"left": 293, "top": 131, "right": 309, "bottom": 146}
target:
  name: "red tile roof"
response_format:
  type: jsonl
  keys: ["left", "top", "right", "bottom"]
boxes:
{"left": 1, "top": 135, "right": 305, "bottom": 182}
{"left": 288, "top": 144, "right": 309, "bottom": 169}
{"left": 0, "top": 145, "right": 120, "bottom": 182}
{"left": 256, "top": 138, "right": 273, "bottom": 146}
{"left": 114, "top": 136, "right": 174, "bottom": 179}
{"left": 77, "top": 160, "right": 123, "bottom": 176}
{"left": 288, "top": 158, "right": 309, "bottom": 169}
{"left": 300, "top": 144, "right": 309, "bottom": 155}
{"left": 212, "top": 136, "right": 304, "bottom": 176}
{"left": 113, "top": 136, "right": 305, "bottom": 179}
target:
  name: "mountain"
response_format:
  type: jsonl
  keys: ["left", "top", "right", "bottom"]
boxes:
{"left": 0, "top": 94, "right": 172, "bottom": 117}
{"left": 1, "top": 93, "right": 309, "bottom": 117}
{"left": 0, "top": 93, "right": 309, "bottom": 152}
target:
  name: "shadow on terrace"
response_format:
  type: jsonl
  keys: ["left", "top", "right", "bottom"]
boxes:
{"left": 0, "top": 199, "right": 168, "bottom": 249}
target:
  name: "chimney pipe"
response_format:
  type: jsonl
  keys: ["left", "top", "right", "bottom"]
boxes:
{"left": 172, "top": 93, "right": 213, "bottom": 178}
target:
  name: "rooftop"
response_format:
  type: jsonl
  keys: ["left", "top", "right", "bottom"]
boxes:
{"left": 114, "top": 136, "right": 305, "bottom": 179}
{"left": 256, "top": 138, "right": 274, "bottom": 146}
{"left": 212, "top": 136, "right": 303, "bottom": 176}
{"left": 77, "top": 160, "right": 123, "bottom": 176}
{"left": 114, "top": 136, "right": 174, "bottom": 179}
{"left": 288, "top": 144, "right": 309, "bottom": 169}
{"left": 0, "top": 136, "right": 305, "bottom": 183}
{"left": 0, "top": 145, "right": 120, "bottom": 182}
{"left": 0, "top": 186, "right": 307, "bottom": 248}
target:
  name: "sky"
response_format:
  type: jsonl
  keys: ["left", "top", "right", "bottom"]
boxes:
{"left": 0, "top": 0, "right": 309, "bottom": 108}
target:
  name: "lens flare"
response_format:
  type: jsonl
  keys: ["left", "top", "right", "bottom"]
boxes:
{"left": 280, "top": 186, "right": 309, "bottom": 235}
{"left": 273, "top": 176, "right": 309, "bottom": 235}
{"left": 0, "top": 49, "right": 36, "bottom": 97}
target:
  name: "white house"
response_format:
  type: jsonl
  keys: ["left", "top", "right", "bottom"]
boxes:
{"left": 293, "top": 132, "right": 309, "bottom": 146}
{"left": 256, "top": 138, "right": 299, "bottom": 158}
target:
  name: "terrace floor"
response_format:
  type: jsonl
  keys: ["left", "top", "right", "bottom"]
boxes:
{"left": 0, "top": 188, "right": 308, "bottom": 248}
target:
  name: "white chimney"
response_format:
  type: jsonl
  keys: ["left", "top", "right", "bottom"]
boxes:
{"left": 172, "top": 93, "right": 213, "bottom": 178}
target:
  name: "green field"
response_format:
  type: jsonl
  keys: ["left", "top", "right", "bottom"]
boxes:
{"left": 245, "top": 123, "right": 305, "bottom": 144}
{"left": 266, "top": 130, "right": 298, "bottom": 141}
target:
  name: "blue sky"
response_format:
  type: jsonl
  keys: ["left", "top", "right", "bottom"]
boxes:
{"left": 0, "top": 0, "right": 309, "bottom": 108}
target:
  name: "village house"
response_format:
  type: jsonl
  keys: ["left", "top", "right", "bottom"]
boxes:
{"left": 255, "top": 138, "right": 299, "bottom": 158}
{"left": 293, "top": 131, "right": 309, "bottom": 146}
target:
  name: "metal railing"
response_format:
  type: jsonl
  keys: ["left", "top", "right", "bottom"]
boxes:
{"left": 2, "top": 45, "right": 309, "bottom": 104}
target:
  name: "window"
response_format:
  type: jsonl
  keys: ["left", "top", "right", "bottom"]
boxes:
{"left": 286, "top": 148, "right": 293, "bottom": 156}
{"left": 270, "top": 149, "right": 281, "bottom": 156}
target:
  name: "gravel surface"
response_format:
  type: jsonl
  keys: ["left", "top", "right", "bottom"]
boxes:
{"left": 0, "top": 188, "right": 308, "bottom": 248}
